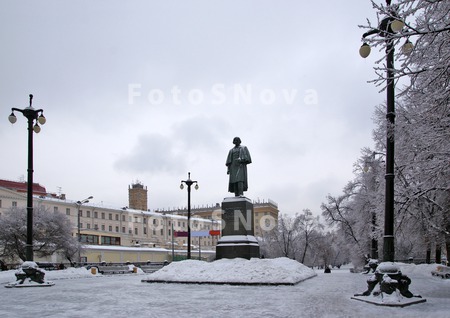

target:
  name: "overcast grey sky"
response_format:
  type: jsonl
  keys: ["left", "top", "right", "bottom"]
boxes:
{"left": 1, "top": 0, "right": 384, "bottom": 215}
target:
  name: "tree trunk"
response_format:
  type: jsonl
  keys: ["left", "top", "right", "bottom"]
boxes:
{"left": 426, "top": 248, "right": 431, "bottom": 264}
{"left": 435, "top": 246, "right": 441, "bottom": 264}
{"left": 446, "top": 240, "right": 450, "bottom": 266}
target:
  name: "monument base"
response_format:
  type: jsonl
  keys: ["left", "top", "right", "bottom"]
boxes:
{"left": 216, "top": 235, "right": 260, "bottom": 260}
{"left": 216, "top": 196, "right": 260, "bottom": 260}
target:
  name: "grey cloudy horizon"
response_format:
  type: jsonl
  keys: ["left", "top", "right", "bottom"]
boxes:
{"left": 1, "top": 0, "right": 384, "bottom": 215}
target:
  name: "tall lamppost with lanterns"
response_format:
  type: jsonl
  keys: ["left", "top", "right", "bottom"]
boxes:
{"left": 358, "top": 0, "right": 413, "bottom": 263}
{"left": 354, "top": 1, "right": 425, "bottom": 304}
{"left": 180, "top": 172, "right": 199, "bottom": 259}
{"left": 8, "top": 94, "right": 46, "bottom": 261}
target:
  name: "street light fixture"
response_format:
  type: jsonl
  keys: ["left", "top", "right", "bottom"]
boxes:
{"left": 354, "top": 2, "right": 425, "bottom": 303}
{"left": 76, "top": 196, "right": 93, "bottom": 263}
{"left": 8, "top": 94, "right": 46, "bottom": 261}
{"left": 358, "top": 2, "right": 412, "bottom": 263}
{"left": 180, "top": 172, "right": 199, "bottom": 259}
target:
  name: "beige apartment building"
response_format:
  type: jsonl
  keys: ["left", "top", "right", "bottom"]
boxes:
{"left": 0, "top": 179, "right": 278, "bottom": 263}
{"left": 158, "top": 199, "right": 279, "bottom": 238}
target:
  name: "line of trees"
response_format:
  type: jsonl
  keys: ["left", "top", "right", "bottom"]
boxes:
{"left": 260, "top": 1, "right": 449, "bottom": 267}
{"left": 259, "top": 210, "right": 349, "bottom": 268}
{"left": 321, "top": 0, "right": 449, "bottom": 265}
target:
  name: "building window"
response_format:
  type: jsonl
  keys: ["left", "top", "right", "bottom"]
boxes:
{"left": 134, "top": 228, "right": 138, "bottom": 235}
{"left": 115, "top": 226, "right": 119, "bottom": 232}
{"left": 80, "top": 223, "right": 83, "bottom": 229}
{"left": 160, "top": 229, "right": 163, "bottom": 236}
{"left": 94, "top": 211, "right": 98, "bottom": 218}
{"left": 87, "top": 223, "right": 91, "bottom": 229}
{"left": 66, "top": 208, "right": 70, "bottom": 216}
{"left": 109, "top": 225, "right": 112, "bottom": 232}
{"left": 101, "top": 224, "right": 105, "bottom": 231}
{"left": 101, "top": 212, "right": 105, "bottom": 219}
{"left": 109, "top": 213, "right": 112, "bottom": 220}
{"left": 80, "top": 234, "right": 99, "bottom": 245}
{"left": 115, "top": 214, "right": 119, "bottom": 221}
{"left": 12, "top": 201, "right": 17, "bottom": 207}
{"left": 122, "top": 227, "right": 125, "bottom": 233}
{"left": 86, "top": 210, "right": 91, "bottom": 218}
{"left": 94, "top": 224, "right": 99, "bottom": 230}
{"left": 143, "top": 227, "right": 147, "bottom": 235}
{"left": 101, "top": 236, "right": 120, "bottom": 245}
{"left": 79, "top": 210, "right": 83, "bottom": 217}
{"left": 143, "top": 217, "right": 147, "bottom": 224}
{"left": 122, "top": 215, "right": 125, "bottom": 221}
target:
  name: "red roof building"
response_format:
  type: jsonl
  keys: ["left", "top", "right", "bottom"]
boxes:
{"left": 0, "top": 179, "right": 47, "bottom": 196}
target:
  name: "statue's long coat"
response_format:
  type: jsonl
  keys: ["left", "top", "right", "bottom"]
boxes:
{"left": 226, "top": 145, "right": 252, "bottom": 193}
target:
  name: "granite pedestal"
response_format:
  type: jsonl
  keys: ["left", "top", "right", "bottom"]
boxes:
{"left": 216, "top": 196, "right": 260, "bottom": 260}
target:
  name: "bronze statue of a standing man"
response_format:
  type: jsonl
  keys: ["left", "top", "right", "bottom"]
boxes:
{"left": 226, "top": 137, "right": 252, "bottom": 197}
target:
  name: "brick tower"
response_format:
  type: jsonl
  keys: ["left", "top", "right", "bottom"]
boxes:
{"left": 128, "top": 181, "right": 148, "bottom": 211}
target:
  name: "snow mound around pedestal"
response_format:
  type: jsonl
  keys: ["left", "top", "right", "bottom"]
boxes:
{"left": 143, "top": 257, "right": 317, "bottom": 285}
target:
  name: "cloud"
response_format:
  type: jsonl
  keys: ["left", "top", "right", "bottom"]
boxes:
{"left": 114, "top": 134, "right": 184, "bottom": 175}
{"left": 114, "top": 115, "right": 232, "bottom": 175}
{"left": 172, "top": 116, "right": 231, "bottom": 152}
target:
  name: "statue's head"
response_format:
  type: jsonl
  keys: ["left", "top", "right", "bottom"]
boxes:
{"left": 233, "top": 137, "right": 241, "bottom": 146}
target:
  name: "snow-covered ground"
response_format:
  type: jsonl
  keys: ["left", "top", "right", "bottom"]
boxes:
{"left": 0, "top": 259, "right": 449, "bottom": 318}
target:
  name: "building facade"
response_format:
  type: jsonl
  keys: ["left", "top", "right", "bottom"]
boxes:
{"left": 155, "top": 199, "right": 279, "bottom": 238}
{"left": 0, "top": 179, "right": 278, "bottom": 264}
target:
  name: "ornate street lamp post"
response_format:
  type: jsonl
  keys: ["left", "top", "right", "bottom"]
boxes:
{"left": 359, "top": 1, "right": 411, "bottom": 263}
{"left": 180, "top": 172, "right": 199, "bottom": 259}
{"left": 76, "top": 196, "right": 93, "bottom": 263}
{"left": 354, "top": 1, "right": 424, "bottom": 305}
{"left": 8, "top": 94, "right": 46, "bottom": 261}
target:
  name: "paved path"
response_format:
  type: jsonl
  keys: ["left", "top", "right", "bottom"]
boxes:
{"left": 1, "top": 268, "right": 449, "bottom": 317}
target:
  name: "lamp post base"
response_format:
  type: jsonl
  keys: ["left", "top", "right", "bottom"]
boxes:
{"left": 353, "top": 262, "right": 424, "bottom": 307}
{"left": 5, "top": 261, "right": 55, "bottom": 288}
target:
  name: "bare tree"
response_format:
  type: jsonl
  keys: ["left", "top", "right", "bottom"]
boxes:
{"left": 297, "top": 209, "right": 323, "bottom": 264}
{"left": 271, "top": 213, "right": 301, "bottom": 259}
{"left": 0, "top": 205, "right": 81, "bottom": 263}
